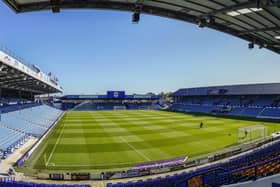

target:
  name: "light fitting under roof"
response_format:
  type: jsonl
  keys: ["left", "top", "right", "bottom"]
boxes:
{"left": 226, "top": 8, "right": 263, "bottom": 17}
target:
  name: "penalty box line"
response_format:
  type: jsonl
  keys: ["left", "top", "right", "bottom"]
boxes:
{"left": 119, "top": 136, "right": 151, "bottom": 162}
{"left": 45, "top": 122, "right": 66, "bottom": 167}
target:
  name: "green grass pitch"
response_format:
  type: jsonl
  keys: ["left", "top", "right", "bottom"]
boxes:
{"left": 21, "top": 110, "right": 280, "bottom": 173}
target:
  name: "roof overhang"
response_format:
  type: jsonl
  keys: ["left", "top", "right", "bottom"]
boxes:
{"left": 173, "top": 83, "right": 280, "bottom": 96}
{"left": 3, "top": 0, "right": 280, "bottom": 54}
{"left": 0, "top": 50, "right": 63, "bottom": 95}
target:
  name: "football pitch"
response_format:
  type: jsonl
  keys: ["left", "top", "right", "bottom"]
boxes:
{"left": 24, "top": 110, "right": 280, "bottom": 173}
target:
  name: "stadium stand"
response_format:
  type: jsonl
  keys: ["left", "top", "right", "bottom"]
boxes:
{"left": 0, "top": 181, "right": 91, "bottom": 187}
{"left": 107, "top": 139, "right": 280, "bottom": 187}
{"left": 0, "top": 126, "right": 26, "bottom": 154}
{"left": 0, "top": 104, "right": 62, "bottom": 158}
{"left": 12, "top": 105, "right": 63, "bottom": 126}
{"left": 1, "top": 105, "right": 62, "bottom": 137}
{"left": 169, "top": 83, "right": 280, "bottom": 120}
{"left": 0, "top": 49, "right": 63, "bottom": 162}
{"left": 60, "top": 92, "right": 160, "bottom": 111}
{"left": 259, "top": 108, "right": 280, "bottom": 119}
{"left": 0, "top": 102, "right": 39, "bottom": 114}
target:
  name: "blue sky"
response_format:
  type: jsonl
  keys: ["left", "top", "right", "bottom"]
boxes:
{"left": 0, "top": 3, "right": 279, "bottom": 95}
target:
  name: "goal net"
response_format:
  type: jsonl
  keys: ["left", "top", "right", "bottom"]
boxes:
{"left": 237, "top": 125, "right": 267, "bottom": 143}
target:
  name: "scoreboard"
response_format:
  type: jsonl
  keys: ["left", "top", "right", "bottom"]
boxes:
{"left": 107, "top": 91, "right": 125, "bottom": 99}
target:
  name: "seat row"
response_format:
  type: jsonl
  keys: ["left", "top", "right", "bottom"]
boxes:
{"left": 1, "top": 105, "right": 63, "bottom": 137}
{"left": 108, "top": 141, "right": 280, "bottom": 187}
{"left": 0, "top": 105, "right": 63, "bottom": 157}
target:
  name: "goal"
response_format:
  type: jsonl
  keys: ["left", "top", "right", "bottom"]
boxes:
{"left": 237, "top": 125, "right": 267, "bottom": 143}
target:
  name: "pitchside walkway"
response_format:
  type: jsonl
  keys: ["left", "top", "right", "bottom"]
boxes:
{"left": 0, "top": 137, "right": 37, "bottom": 175}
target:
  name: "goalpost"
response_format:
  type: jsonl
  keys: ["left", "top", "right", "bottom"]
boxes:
{"left": 237, "top": 125, "right": 267, "bottom": 143}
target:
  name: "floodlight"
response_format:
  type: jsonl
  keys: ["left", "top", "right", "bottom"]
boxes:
{"left": 248, "top": 42, "right": 254, "bottom": 49}
{"left": 198, "top": 19, "right": 206, "bottom": 28}
{"left": 132, "top": 12, "right": 140, "bottom": 23}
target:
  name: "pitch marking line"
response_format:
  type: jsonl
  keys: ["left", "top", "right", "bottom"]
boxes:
{"left": 45, "top": 122, "right": 66, "bottom": 167}
{"left": 119, "top": 136, "right": 151, "bottom": 162}
{"left": 49, "top": 161, "right": 144, "bottom": 167}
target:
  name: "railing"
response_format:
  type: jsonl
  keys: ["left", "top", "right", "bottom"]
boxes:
{"left": 0, "top": 176, "right": 15, "bottom": 182}
{"left": 0, "top": 45, "right": 33, "bottom": 70}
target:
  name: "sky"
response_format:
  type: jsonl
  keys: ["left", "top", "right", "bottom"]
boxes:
{"left": 0, "top": 3, "right": 279, "bottom": 95}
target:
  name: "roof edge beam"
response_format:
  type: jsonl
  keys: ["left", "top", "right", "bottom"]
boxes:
{"left": 3, "top": 0, "right": 20, "bottom": 12}
{"left": 202, "top": 0, "right": 280, "bottom": 17}
{"left": 239, "top": 26, "right": 280, "bottom": 35}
